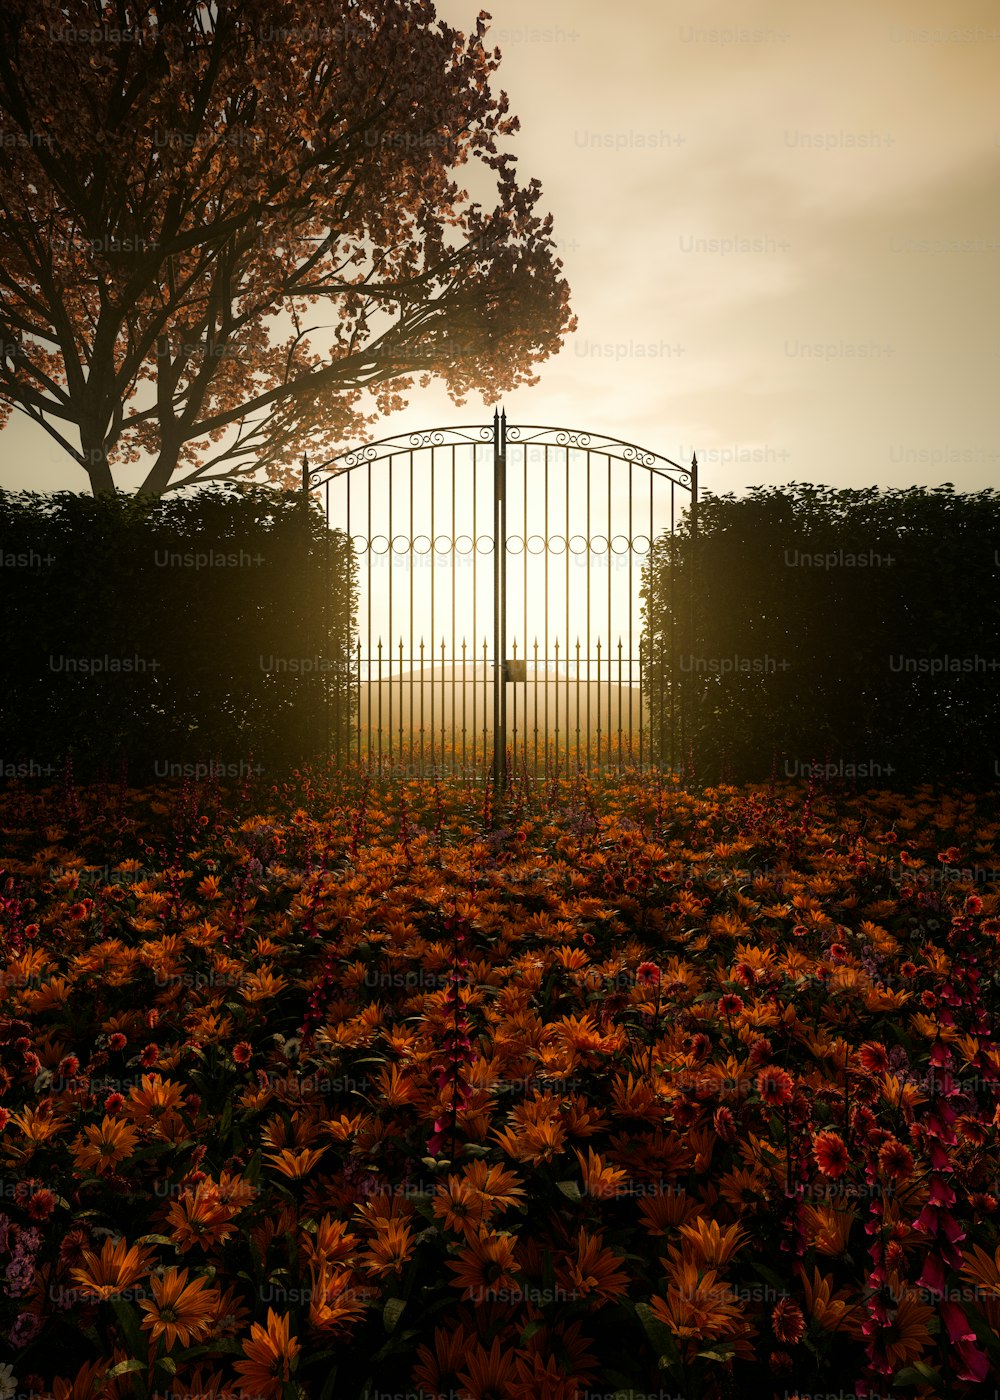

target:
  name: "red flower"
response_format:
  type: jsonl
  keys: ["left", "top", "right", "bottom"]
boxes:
{"left": 717, "top": 994, "right": 744, "bottom": 1016}
{"left": 858, "top": 1042, "right": 889, "bottom": 1075}
{"left": 233, "top": 1042, "right": 252, "bottom": 1065}
{"left": 878, "top": 1138, "right": 914, "bottom": 1182}
{"left": 771, "top": 1297, "right": 805, "bottom": 1345}
{"left": 140, "top": 1044, "right": 160, "bottom": 1068}
{"left": 105, "top": 1093, "right": 125, "bottom": 1114}
{"left": 108, "top": 1033, "right": 127, "bottom": 1051}
{"left": 636, "top": 962, "right": 661, "bottom": 986}
{"left": 813, "top": 1130, "right": 849, "bottom": 1179}
{"left": 756, "top": 1066, "right": 794, "bottom": 1107}
{"left": 713, "top": 1106, "right": 737, "bottom": 1142}
{"left": 27, "top": 1189, "right": 57, "bottom": 1221}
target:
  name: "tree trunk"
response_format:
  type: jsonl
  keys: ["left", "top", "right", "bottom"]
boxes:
{"left": 82, "top": 443, "right": 117, "bottom": 496}
{"left": 140, "top": 441, "right": 182, "bottom": 498}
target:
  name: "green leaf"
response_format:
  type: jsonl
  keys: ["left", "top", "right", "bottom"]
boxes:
{"left": 698, "top": 1345, "right": 735, "bottom": 1362}
{"left": 893, "top": 1361, "right": 942, "bottom": 1386}
{"left": 556, "top": 1180, "right": 582, "bottom": 1202}
{"left": 110, "top": 1296, "right": 147, "bottom": 1359}
{"left": 318, "top": 1364, "right": 339, "bottom": 1400}
{"left": 155, "top": 1356, "right": 177, "bottom": 1376}
{"left": 107, "top": 1360, "right": 145, "bottom": 1378}
{"left": 383, "top": 1297, "right": 407, "bottom": 1334}
{"left": 519, "top": 1320, "right": 544, "bottom": 1344}
{"left": 634, "top": 1301, "right": 680, "bottom": 1364}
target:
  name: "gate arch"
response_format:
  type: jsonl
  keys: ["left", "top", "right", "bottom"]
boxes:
{"left": 305, "top": 410, "right": 697, "bottom": 786}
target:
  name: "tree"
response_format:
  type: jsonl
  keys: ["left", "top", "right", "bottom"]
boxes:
{"left": 0, "top": 0, "right": 576, "bottom": 495}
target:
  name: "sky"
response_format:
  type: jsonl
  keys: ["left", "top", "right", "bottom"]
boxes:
{"left": 1, "top": 0, "right": 996, "bottom": 499}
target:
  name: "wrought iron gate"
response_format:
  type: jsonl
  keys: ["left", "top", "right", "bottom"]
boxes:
{"left": 304, "top": 410, "right": 696, "bottom": 787}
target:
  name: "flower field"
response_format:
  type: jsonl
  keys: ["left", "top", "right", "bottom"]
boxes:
{"left": 1, "top": 763, "right": 999, "bottom": 1400}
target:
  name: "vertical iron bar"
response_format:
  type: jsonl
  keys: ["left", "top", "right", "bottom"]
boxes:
{"left": 409, "top": 450, "right": 414, "bottom": 776}
{"left": 461, "top": 636, "right": 467, "bottom": 775}
{"left": 452, "top": 445, "right": 457, "bottom": 776}
{"left": 595, "top": 636, "right": 602, "bottom": 766}
{"left": 617, "top": 637, "right": 623, "bottom": 772}
{"left": 565, "top": 448, "right": 570, "bottom": 778}
{"left": 549, "top": 638, "right": 557, "bottom": 772}
{"left": 482, "top": 635, "right": 488, "bottom": 777}
{"left": 398, "top": 636, "right": 404, "bottom": 767}
{"left": 585, "top": 452, "right": 591, "bottom": 775}
{"left": 533, "top": 636, "right": 539, "bottom": 779}
{"left": 356, "top": 638, "right": 361, "bottom": 767}
{"left": 690, "top": 451, "right": 699, "bottom": 784}
{"left": 647, "top": 470, "right": 655, "bottom": 778}
{"left": 512, "top": 637, "right": 518, "bottom": 777}
{"left": 430, "top": 448, "right": 435, "bottom": 773}
{"left": 671, "top": 479, "right": 676, "bottom": 774}
{"left": 472, "top": 446, "right": 478, "bottom": 774}
{"left": 377, "top": 635, "right": 383, "bottom": 764}
{"left": 441, "top": 636, "right": 446, "bottom": 763}
{"left": 544, "top": 445, "right": 549, "bottom": 779}
{"left": 364, "top": 464, "right": 366, "bottom": 761}
{"left": 607, "top": 455, "right": 612, "bottom": 774}
{"left": 388, "top": 455, "right": 393, "bottom": 765}
{"left": 638, "top": 633, "right": 643, "bottom": 770}
{"left": 523, "top": 443, "right": 528, "bottom": 779}
{"left": 420, "top": 637, "right": 425, "bottom": 774}
{"left": 575, "top": 637, "right": 581, "bottom": 770}
{"left": 493, "top": 409, "right": 507, "bottom": 792}
{"left": 628, "top": 459, "right": 634, "bottom": 767}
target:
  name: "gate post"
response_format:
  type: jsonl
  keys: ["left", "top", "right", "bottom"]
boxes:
{"left": 493, "top": 408, "right": 507, "bottom": 792}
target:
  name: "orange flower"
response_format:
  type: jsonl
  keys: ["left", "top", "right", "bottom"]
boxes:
{"left": 801, "top": 1203, "right": 856, "bottom": 1257}
{"left": 69, "top": 1235, "right": 156, "bottom": 1301}
{"left": 165, "top": 1185, "right": 239, "bottom": 1253}
{"left": 433, "top": 1173, "right": 495, "bottom": 1241}
{"left": 412, "top": 1322, "right": 478, "bottom": 1400}
{"left": 560, "top": 1229, "right": 630, "bottom": 1303}
{"left": 461, "top": 1158, "right": 528, "bottom": 1214}
{"left": 357, "top": 1217, "right": 416, "bottom": 1278}
{"left": 574, "top": 1146, "right": 629, "bottom": 1200}
{"left": 650, "top": 1257, "right": 757, "bottom": 1358}
{"left": 493, "top": 1117, "right": 567, "bottom": 1166}
{"left": 797, "top": 1265, "right": 855, "bottom": 1332}
{"left": 301, "top": 1215, "right": 360, "bottom": 1266}
{"left": 456, "top": 1335, "right": 519, "bottom": 1399}
{"left": 445, "top": 1227, "right": 521, "bottom": 1301}
{"left": 306, "top": 1259, "right": 373, "bottom": 1336}
{"left": 263, "top": 1146, "right": 327, "bottom": 1179}
{"left": 47, "top": 1359, "right": 113, "bottom": 1400}
{"left": 233, "top": 1309, "right": 300, "bottom": 1400}
{"left": 672, "top": 1217, "right": 748, "bottom": 1269}
{"left": 812, "top": 1130, "right": 849, "bottom": 1180}
{"left": 12, "top": 1104, "right": 71, "bottom": 1150}
{"left": 126, "top": 1074, "right": 186, "bottom": 1126}
{"left": 71, "top": 1115, "right": 141, "bottom": 1175}
{"left": 138, "top": 1266, "right": 221, "bottom": 1349}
